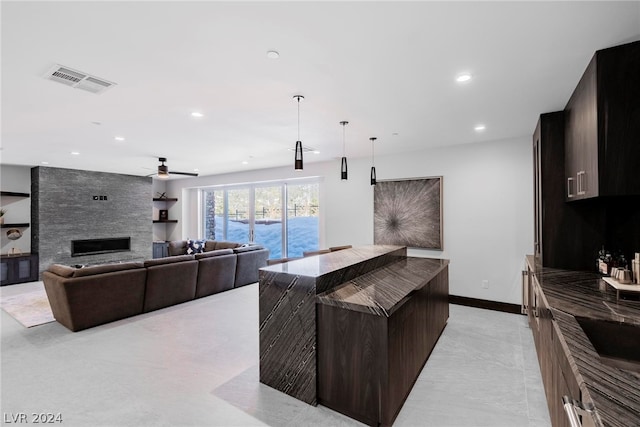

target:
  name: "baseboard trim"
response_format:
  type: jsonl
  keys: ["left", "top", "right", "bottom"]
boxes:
{"left": 449, "top": 295, "right": 522, "bottom": 315}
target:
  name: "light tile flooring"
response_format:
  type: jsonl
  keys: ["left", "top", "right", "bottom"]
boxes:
{"left": 1, "top": 281, "right": 551, "bottom": 426}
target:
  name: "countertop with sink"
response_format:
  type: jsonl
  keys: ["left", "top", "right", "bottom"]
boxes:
{"left": 527, "top": 256, "right": 640, "bottom": 427}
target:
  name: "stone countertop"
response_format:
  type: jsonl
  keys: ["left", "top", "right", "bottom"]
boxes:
{"left": 526, "top": 256, "right": 640, "bottom": 427}
{"left": 260, "top": 245, "right": 405, "bottom": 278}
{"left": 317, "top": 257, "right": 449, "bottom": 317}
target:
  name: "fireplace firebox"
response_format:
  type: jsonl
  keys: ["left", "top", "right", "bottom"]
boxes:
{"left": 71, "top": 237, "right": 131, "bottom": 257}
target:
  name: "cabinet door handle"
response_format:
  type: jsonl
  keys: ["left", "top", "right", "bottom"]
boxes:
{"left": 567, "top": 177, "right": 575, "bottom": 198}
{"left": 562, "top": 396, "right": 596, "bottom": 427}
{"left": 577, "top": 171, "right": 586, "bottom": 195}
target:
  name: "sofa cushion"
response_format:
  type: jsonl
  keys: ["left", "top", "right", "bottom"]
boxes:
{"left": 194, "top": 248, "right": 234, "bottom": 260}
{"left": 144, "top": 254, "right": 194, "bottom": 267}
{"left": 72, "top": 261, "right": 144, "bottom": 278}
{"left": 234, "top": 247, "right": 269, "bottom": 287}
{"left": 143, "top": 260, "right": 198, "bottom": 313}
{"left": 195, "top": 253, "right": 237, "bottom": 298}
{"left": 168, "top": 240, "right": 188, "bottom": 256}
{"left": 203, "top": 240, "right": 240, "bottom": 251}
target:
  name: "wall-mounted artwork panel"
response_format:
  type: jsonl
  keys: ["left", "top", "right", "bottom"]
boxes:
{"left": 373, "top": 177, "right": 442, "bottom": 250}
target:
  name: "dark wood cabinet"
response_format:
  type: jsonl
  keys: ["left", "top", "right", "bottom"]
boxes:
{"left": 527, "top": 269, "right": 584, "bottom": 427}
{"left": 531, "top": 278, "right": 554, "bottom": 414}
{"left": 1, "top": 253, "right": 39, "bottom": 285}
{"left": 551, "top": 322, "right": 581, "bottom": 427}
{"left": 317, "top": 264, "right": 449, "bottom": 426}
{"left": 533, "top": 113, "right": 604, "bottom": 271}
{"left": 564, "top": 40, "right": 640, "bottom": 201}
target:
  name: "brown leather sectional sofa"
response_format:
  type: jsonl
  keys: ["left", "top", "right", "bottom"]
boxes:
{"left": 42, "top": 242, "right": 268, "bottom": 332}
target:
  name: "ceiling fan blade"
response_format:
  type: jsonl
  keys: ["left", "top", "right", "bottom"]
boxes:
{"left": 169, "top": 171, "right": 199, "bottom": 177}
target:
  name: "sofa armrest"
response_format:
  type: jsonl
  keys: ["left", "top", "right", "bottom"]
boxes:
{"left": 43, "top": 269, "right": 147, "bottom": 332}
{"left": 234, "top": 247, "right": 269, "bottom": 288}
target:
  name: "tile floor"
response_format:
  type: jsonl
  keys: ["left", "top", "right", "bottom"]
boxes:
{"left": 1, "top": 281, "right": 551, "bottom": 426}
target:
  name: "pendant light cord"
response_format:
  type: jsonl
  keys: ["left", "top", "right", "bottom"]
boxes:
{"left": 371, "top": 137, "right": 376, "bottom": 166}
{"left": 297, "top": 96, "right": 301, "bottom": 141}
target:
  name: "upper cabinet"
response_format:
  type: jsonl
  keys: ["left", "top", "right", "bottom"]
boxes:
{"left": 564, "top": 41, "right": 640, "bottom": 201}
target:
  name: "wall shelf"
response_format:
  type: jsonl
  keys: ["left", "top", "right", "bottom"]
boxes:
{"left": 1, "top": 191, "right": 30, "bottom": 198}
{"left": 1, "top": 223, "right": 30, "bottom": 228}
{"left": 153, "top": 197, "right": 177, "bottom": 224}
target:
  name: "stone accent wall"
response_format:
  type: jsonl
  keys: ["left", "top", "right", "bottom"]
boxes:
{"left": 31, "top": 167, "right": 152, "bottom": 275}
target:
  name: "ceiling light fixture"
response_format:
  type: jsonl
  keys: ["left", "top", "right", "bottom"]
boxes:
{"left": 474, "top": 124, "right": 486, "bottom": 132}
{"left": 370, "top": 137, "right": 377, "bottom": 186}
{"left": 157, "top": 158, "right": 169, "bottom": 179}
{"left": 266, "top": 50, "right": 280, "bottom": 59}
{"left": 456, "top": 73, "right": 472, "bottom": 83}
{"left": 41, "top": 161, "right": 49, "bottom": 165}
{"left": 71, "top": 151, "right": 80, "bottom": 155}
{"left": 293, "top": 95, "right": 305, "bottom": 171}
{"left": 191, "top": 112, "right": 204, "bottom": 118}
{"left": 114, "top": 136, "right": 125, "bottom": 141}
{"left": 340, "top": 121, "right": 349, "bottom": 180}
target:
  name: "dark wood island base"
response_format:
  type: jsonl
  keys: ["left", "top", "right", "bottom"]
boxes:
{"left": 317, "top": 257, "right": 449, "bottom": 426}
{"left": 258, "top": 246, "right": 449, "bottom": 426}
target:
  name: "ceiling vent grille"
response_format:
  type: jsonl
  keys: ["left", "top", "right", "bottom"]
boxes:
{"left": 288, "top": 146, "right": 318, "bottom": 153}
{"left": 44, "top": 64, "right": 116, "bottom": 94}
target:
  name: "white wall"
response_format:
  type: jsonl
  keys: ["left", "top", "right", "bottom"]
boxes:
{"left": 1, "top": 165, "right": 32, "bottom": 254}
{"left": 167, "top": 136, "right": 534, "bottom": 305}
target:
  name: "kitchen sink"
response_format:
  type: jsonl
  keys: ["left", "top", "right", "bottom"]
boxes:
{"left": 575, "top": 316, "right": 640, "bottom": 373}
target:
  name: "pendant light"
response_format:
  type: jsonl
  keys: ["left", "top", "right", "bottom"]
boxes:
{"left": 340, "top": 121, "right": 349, "bottom": 180}
{"left": 293, "top": 95, "right": 304, "bottom": 170}
{"left": 370, "top": 137, "right": 377, "bottom": 185}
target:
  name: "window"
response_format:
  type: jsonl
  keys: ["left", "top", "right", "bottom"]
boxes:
{"left": 202, "top": 179, "right": 319, "bottom": 259}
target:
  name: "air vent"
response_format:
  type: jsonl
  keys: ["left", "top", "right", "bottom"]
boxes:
{"left": 44, "top": 64, "right": 116, "bottom": 94}
{"left": 288, "top": 146, "right": 318, "bottom": 153}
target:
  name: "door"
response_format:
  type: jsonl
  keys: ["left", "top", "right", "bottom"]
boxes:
{"left": 253, "top": 186, "right": 284, "bottom": 259}
{"left": 286, "top": 182, "right": 320, "bottom": 258}
{"left": 226, "top": 188, "right": 251, "bottom": 242}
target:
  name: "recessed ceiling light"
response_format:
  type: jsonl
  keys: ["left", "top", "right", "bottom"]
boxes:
{"left": 456, "top": 73, "right": 472, "bottom": 83}
{"left": 114, "top": 136, "right": 125, "bottom": 141}
{"left": 313, "top": 150, "right": 320, "bottom": 155}
{"left": 266, "top": 50, "right": 280, "bottom": 59}
{"left": 193, "top": 168, "right": 199, "bottom": 172}
{"left": 191, "top": 111, "right": 204, "bottom": 118}
{"left": 41, "top": 161, "right": 49, "bottom": 165}
{"left": 474, "top": 124, "right": 486, "bottom": 132}
{"left": 242, "top": 161, "right": 249, "bottom": 165}
{"left": 71, "top": 151, "right": 80, "bottom": 155}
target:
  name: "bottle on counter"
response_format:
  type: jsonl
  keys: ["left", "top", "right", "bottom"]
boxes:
{"left": 597, "top": 246, "right": 612, "bottom": 276}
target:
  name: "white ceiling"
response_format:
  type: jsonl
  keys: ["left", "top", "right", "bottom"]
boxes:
{"left": 2, "top": 1, "right": 639, "bottom": 179}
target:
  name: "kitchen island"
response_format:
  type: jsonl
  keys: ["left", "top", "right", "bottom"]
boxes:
{"left": 259, "top": 245, "right": 407, "bottom": 405}
{"left": 259, "top": 245, "right": 449, "bottom": 425}
{"left": 317, "top": 256, "right": 449, "bottom": 426}
{"left": 525, "top": 256, "right": 640, "bottom": 427}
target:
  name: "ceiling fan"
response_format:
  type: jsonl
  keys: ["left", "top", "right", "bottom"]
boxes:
{"left": 151, "top": 157, "right": 199, "bottom": 179}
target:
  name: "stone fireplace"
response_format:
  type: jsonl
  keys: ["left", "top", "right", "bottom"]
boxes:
{"left": 71, "top": 237, "right": 131, "bottom": 257}
{"left": 31, "top": 167, "right": 153, "bottom": 275}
